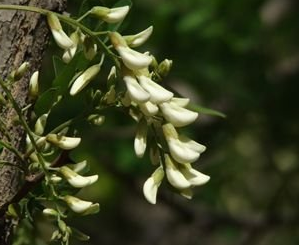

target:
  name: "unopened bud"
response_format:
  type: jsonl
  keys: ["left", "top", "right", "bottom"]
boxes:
{"left": 46, "top": 134, "right": 81, "bottom": 150}
{"left": 13, "top": 62, "right": 29, "bottom": 80}
{"left": 157, "top": 59, "right": 172, "bottom": 77}
{"left": 90, "top": 6, "right": 129, "bottom": 23}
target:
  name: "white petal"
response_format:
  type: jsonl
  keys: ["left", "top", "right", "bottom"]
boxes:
{"left": 160, "top": 101, "right": 198, "bottom": 127}
{"left": 134, "top": 119, "right": 147, "bottom": 158}
{"left": 179, "top": 188, "right": 193, "bottom": 199}
{"left": 104, "top": 6, "right": 130, "bottom": 23}
{"left": 125, "top": 26, "right": 153, "bottom": 47}
{"left": 167, "top": 138, "right": 200, "bottom": 164}
{"left": 180, "top": 164, "right": 210, "bottom": 186}
{"left": 117, "top": 46, "right": 152, "bottom": 70}
{"left": 139, "top": 101, "right": 159, "bottom": 116}
{"left": 123, "top": 75, "right": 150, "bottom": 103}
{"left": 52, "top": 29, "right": 74, "bottom": 50}
{"left": 46, "top": 134, "right": 81, "bottom": 150}
{"left": 165, "top": 154, "right": 191, "bottom": 189}
{"left": 138, "top": 75, "right": 173, "bottom": 103}
{"left": 64, "top": 195, "right": 92, "bottom": 213}
{"left": 70, "top": 63, "right": 102, "bottom": 96}
{"left": 143, "top": 166, "right": 164, "bottom": 204}
{"left": 170, "top": 97, "right": 190, "bottom": 107}
{"left": 178, "top": 135, "right": 206, "bottom": 153}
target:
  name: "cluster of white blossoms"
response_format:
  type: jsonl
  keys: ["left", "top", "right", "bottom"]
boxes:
{"left": 107, "top": 25, "right": 210, "bottom": 204}
{"left": 45, "top": 5, "right": 210, "bottom": 205}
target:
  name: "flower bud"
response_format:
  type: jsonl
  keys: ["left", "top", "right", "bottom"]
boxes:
{"left": 123, "top": 75, "right": 150, "bottom": 103}
{"left": 134, "top": 119, "right": 147, "bottom": 158}
{"left": 59, "top": 166, "right": 98, "bottom": 188}
{"left": 157, "top": 59, "right": 173, "bottom": 77}
{"left": 90, "top": 6, "right": 129, "bottom": 23}
{"left": 34, "top": 113, "right": 48, "bottom": 136}
{"left": 29, "top": 71, "right": 39, "bottom": 99}
{"left": 70, "top": 63, "right": 102, "bottom": 96}
{"left": 13, "top": 62, "right": 29, "bottom": 80}
{"left": 164, "top": 154, "right": 191, "bottom": 189}
{"left": 159, "top": 101, "right": 198, "bottom": 127}
{"left": 124, "top": 26, "right": 153, "bottom": 47}
{"left": 46, "top": 134, "right": 81, "bottom": 150}
{"left": 88, "top": 114, "right": 105, "bottom": 126}
{"left": 137, "top": 75, "right": 173, "bottom": 103}
{"left": 43, "top": 208, "right": 58, "bottom": 217}
{"left": 63, "top": 195, "right": 99, "bottom": 214}
{"left": 83, "top": 36, "right": 97, "bottom": 61}
{"left": 143, "top": 166, "right": 164, "bottom": 204}
{"left": 47, "top": 13, "right": 74, "bottom": 50}
{"left": 50, "top": 174, "right": 62, "bottom": 183}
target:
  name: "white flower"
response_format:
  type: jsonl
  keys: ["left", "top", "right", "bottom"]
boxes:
{"left": 123, "top": 75, "right": 150, "bottom": 103}
{"left": 90, "top": 6, "right": 129, "bottom": 23}
{"left": 63, "top": 195, "right": 99, "bottom": 214}
{"left": 62, "top": 31, "right": 80, "bottom": 63}
{"left": 170, "top": 97, "right": 190, "bottom": 107}
{"left": 137, "top": 75, "right": 173, "bottom": 103}
{"left": 43, "top": 208, "right": 58, "bottom": 217}
{"left": 162, "top": 124, "right": 205, "bottom": 164}
{"left": 46, "top": 134, "right": 81, "bottom": 150}
{"left": 134, "top": 119, "right": 147, "bottom": 158}
{"left": 69, "top": 160, "right": 88, "bottom": 174}
{"left": 117, "top": 46, "right": 152, "bottom": 70}
{"left": 29, "top": 71, "right": 39, "bottom": 99}
{"left": 164, "top": 154, "right": 191, "bottom": 189}
{"left": 70, "top": 63, "right": 102, "bottom": 96}
{"left": 109, "top": 32, "right": 152, "bottom": 70}
{"left": 160, "top": 101, "right": 198, "bottom": 127}
{"left": 180, "top": 163, "right": 210, "bottom": 186}
{"left": 59, "top": 166, "right": 98, "bottom": 188}
{"left": 47, "top": 13, "right": 74, "bottom": 50}
{"left": 143, "top": 166, "right": 164, "bottom": 204}
{"left": 124, "top": 26, "right": 153, "bottom": 47}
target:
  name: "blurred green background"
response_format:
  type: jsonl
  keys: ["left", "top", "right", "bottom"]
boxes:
{"left": 34, "top": 0, "right": 299, "bottom": 244}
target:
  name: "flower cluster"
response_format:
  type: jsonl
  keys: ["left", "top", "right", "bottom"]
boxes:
{"left": 107, "top": 29, "right": 210, "bottom": 204}
{"left": 45, "top": 4, "right": 210, "bottom": 206}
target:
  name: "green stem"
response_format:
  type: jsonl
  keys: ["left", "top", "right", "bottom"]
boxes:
{"left": 76, "top": 10, "right": 91, "bottom": 22}
{"left": 0, "top": 5, "right": 120, "bottom": 67}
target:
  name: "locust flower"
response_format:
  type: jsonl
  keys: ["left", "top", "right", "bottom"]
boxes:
{"left": 179, "top": 163, "right": 210, "bottom": 186}
{"left": 59, "top": 166, "right": 98, "bottom": 188}
{"left": 162, "top": 123, "right": 206, "bottom": 164}
{"left": 124, "top": 26, "right": 153, "bottom": 47}
{"left": 143, "top": 166, "right": 164, "bottom": 204}
{"left": 46, "top": 134, "right": 81, "bottom": 150}
{"left": 90, "top": 6, "right": 129, "bottom": 23}
{"left": 63, "top": 195, "right": 99, "bottom": 215}
{"left": 47, "top": 13, "right": 74, "bottom": 50}
{"left": 159, "top": 100, "right": 198, "bottom": 127}
{"left": 29, "top": 71, "right": 39, "bottom": 99}
{"left": 123, "top": 75, "right": 150, "bottom": 103}
{"left": 164, "top": 154, "right": 191, "bottom": 189}
{"left": 134, "top": 119, "right": 147, "bottom": 158}
{"left": 62, "top": 31, "right": 80, "bottom": 63}
{"left": 137, "top": 75, "right": 173, "bottom": 103}
{"left": 70, "top": 63, "right": 102, "bottom": 96}
{"left": 34, "top": 113, "right": 48, "bottom": 136}
{"left": 109, "top": 32, "right": 152, "bottom": 70}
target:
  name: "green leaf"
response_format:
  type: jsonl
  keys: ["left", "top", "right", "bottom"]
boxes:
{"left": 34, "top": 88, "right": 58, "bottom": 116}
{"left": 52, "top": 56, "right": 66, "bottom": 77}
{"left": 189, "top": 104, "right": 226, "bottom": 118}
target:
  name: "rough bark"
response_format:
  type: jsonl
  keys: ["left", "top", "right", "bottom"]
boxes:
{"left": 0, "top": 0, "right": 65, "bottom": 244}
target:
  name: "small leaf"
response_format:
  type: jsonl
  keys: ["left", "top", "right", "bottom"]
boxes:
{"left": 52, "top": 56, "right": 66, "bottom": 76}
{"left": 189, "top": 104, "right": 226, "bottom": 118}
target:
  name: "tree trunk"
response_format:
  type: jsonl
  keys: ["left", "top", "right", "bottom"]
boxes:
{"left": 0, "top": 0, "right": 65, "bottom": 244}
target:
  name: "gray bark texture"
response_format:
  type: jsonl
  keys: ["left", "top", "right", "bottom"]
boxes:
{"left": 0, "top": 0, "right": 65, "bottom": 244}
